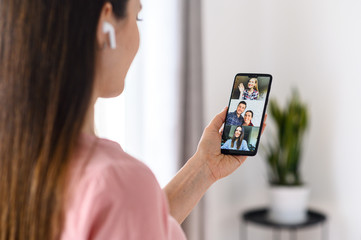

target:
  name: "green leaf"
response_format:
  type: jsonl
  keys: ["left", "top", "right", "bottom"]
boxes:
{"left": 263, "top": 90, "right": 309, "bottom": 186}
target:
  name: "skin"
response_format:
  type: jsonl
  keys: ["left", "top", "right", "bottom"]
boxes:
{"left": 238, "top": 82, "right": 244, "bottom": 93}
{"left": 247, "top": 78, "right": 256, "bottom": 90}
{"left": 244, "top": 111, "right": 253, "bottom": 125}
{"left": 83, "top": 0, "right": 142, "bottom": 134}
{"left": 234, "top": 127, "right": 242, "bottom": 138}
{"left": 236, "top": 103, "right": 246, "bottom": 117}
{"left": 238, "top": 78, "right": 257, "bottom": 99}
{"left": 82, "top": 0, "right": 268, "bottom": 224}
{"left": 94, "top": 1, "right": 141, "bottom": 98}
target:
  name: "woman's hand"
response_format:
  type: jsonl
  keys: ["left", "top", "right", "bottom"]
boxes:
{"left": 195, "top": 107, "right": 246, "bottom": 181}
{"left": 238, "top": 83, "right": 245, "bottom": 100}
{"left": 164, "top": 107, "right": 267, "bottom": 223}
{"left": 195, "top": 107, "right": 267, "bottom": 181}
{"left": 238, "top": 83, "right": 245, "bottom": 93}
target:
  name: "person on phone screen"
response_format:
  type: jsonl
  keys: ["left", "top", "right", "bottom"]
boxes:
{"left": 243, "top": 110, "right": 254, "bottom": 126}
{"left": 238, "top": 77, "right": 259, "bottom": 100}
{"left": 221, "top": 126, "right": 249, "bottom": 151}
{"left": 0, "top": 0, "right": 269, "bottom": 239}
{"left": 225, "top": 101, "right": 247, "bottom": 126}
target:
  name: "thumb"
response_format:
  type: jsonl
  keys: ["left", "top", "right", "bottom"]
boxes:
{"left": 207, "top": 107, "right": 228, "bottom": 131}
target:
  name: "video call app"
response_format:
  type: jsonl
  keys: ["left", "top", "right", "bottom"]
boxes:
{"left": 221, "top": 75, "right": 271, "bottom": 153}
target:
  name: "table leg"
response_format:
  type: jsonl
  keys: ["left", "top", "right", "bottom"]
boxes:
{"left": 290, "top": 229, "right": 297, "bottom": 240}
{"left": 241, "top": 221, "right": 247, "bottom": 240}
{"left": 321, "top": 222, "right": 328, "bottom": 240}
{"left": 272, "top": 228, "right": 281, "bottom": 240}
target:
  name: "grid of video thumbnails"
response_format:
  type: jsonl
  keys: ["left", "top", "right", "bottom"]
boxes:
{"left": 221, "top": 75, "right": 271, "bottom": 152}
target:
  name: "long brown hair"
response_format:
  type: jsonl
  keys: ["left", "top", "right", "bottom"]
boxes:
{"left": 0, "top": 0, "right": 128, "bottom": 239}
{"left": 231, "top": 126, "right": 245, "bottom": 150}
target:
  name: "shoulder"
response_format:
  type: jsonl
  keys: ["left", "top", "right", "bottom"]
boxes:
{"left": 62, "top": 134, "right": 173, "bottom": 239}
{"left": 223, "top": 139, "right": 231, "bottom": 146}
{"left": 241, "top": 140, "right": 249, "bottom": 150}
{"left": 221, "top": 139, "right": 231, "bottom": 149}
{"left": 90, "top": 137, "right": 151, "bottom": 176}
{"left": 70, "top": 134, "right": 161, "bottom": 203}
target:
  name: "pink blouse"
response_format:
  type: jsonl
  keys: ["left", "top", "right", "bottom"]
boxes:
{"left": 61, "top": 134, "right": 186, "bottom": 240}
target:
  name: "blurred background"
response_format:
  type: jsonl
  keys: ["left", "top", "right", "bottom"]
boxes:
{"left": 95, "top": 0, "right": 361, "bottom": 239}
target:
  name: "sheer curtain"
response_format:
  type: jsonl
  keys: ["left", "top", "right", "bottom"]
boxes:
{"left": 95, "top": 0, "right": 205, "bottom": 239}
{"left": 179, "top": 0, "right": 205, "bottom": 239}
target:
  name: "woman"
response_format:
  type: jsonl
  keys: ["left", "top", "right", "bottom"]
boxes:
{"left": 221, "top": 126, "right": 249, "bottom": 151}
{"left": 0, "top": 0, "right": 265, "bottom": 239}
{"left": 243, "top": 110, "right": 254, "bottom": 126}
{"left": 238, "top": 77, "right": 259, "bottom": 100}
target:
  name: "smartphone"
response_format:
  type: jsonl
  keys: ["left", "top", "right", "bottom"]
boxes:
{"left": 221, "top": 73, "right": 272, "bottom": 156}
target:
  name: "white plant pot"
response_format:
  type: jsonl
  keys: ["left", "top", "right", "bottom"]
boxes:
{"left": 269, "top": 186, "right": 310, "bottom": 224}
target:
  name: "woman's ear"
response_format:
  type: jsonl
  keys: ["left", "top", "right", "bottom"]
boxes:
{"left": 96, "top": 3, "right": 116, "bottom": 49}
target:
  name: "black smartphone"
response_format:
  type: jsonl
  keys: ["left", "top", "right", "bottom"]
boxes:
{"left": 221, "top": 73, "right": 272, "bottom": 156}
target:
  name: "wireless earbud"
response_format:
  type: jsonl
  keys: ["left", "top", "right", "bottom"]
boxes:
{"left": 102, "top": 21, "right": 116, "bottom": 49}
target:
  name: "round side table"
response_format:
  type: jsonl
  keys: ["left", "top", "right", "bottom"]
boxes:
{"left": 240, "top": 208, "right": 327, "bottom": 240}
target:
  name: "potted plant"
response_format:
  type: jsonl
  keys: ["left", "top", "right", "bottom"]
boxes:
{"left": 264, "top": 91, "right": 309, "bottom": 224}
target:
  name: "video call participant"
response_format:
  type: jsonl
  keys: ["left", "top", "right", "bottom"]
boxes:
{"left": 243, "top": 110, "right": 254, "bottom": 126}
{"left": 221, "top": 126, "right": 249, "bottom": 151}
{"left": 238, "top": 77, "right": 259, "bottom": 100}
{"left": 226, "top": 101, "right": 247, "bottom": 126}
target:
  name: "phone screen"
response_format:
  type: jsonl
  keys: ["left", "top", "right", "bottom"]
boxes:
{"left": 221, "top": 73, "right": 272, "bottom": 156}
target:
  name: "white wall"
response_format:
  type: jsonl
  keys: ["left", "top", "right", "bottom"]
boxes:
{"left": 202, "top": 0, "right": 361, "bottom": 239}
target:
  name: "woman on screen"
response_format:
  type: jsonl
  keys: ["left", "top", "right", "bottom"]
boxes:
{"left": 243, "top": 110, "right": 254, "bottom": 126}
{"left": 238, "top": 77, "right": 259, "bottom": 100}
{"left": 221, "top": 126, "right": 249, "bottom": 151}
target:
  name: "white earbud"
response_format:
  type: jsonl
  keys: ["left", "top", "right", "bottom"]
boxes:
{"left": 102, "top": 21, "right": 116, "bottom": 49}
